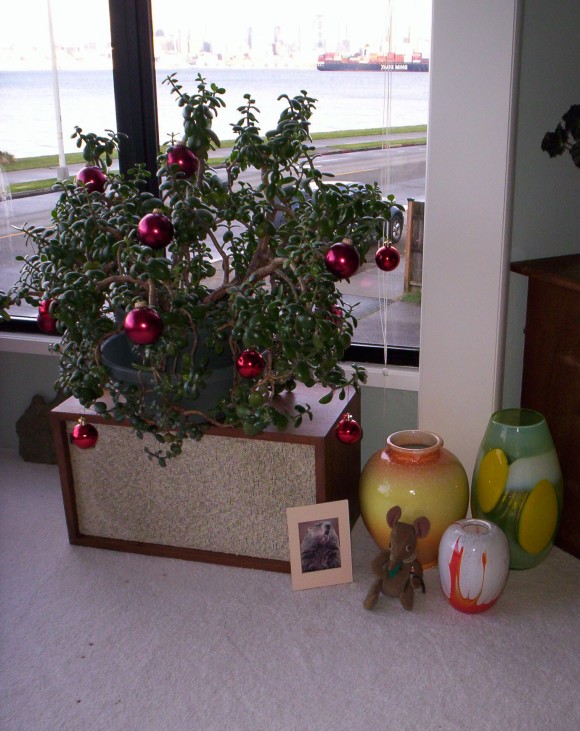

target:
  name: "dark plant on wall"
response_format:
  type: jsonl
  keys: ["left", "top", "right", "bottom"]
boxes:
{"left": 1, "top": 74, "right": 401, "bottom": 463}
{"left": 541, "top": 104, "right": 580, "bottom": 168}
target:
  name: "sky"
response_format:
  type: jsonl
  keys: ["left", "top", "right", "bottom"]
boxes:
{"left": 1, "top": 0, "right": 432, "bottom": 59}
{"left": 152, "top": 0, "right": 432, "bottom": 51}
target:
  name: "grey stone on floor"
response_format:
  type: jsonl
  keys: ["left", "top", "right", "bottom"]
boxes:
{"left": 15, "top": 391, "right": 66, "bottom": 464}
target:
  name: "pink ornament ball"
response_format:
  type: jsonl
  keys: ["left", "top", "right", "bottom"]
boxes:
{"left": 123, "top": 306, "right": 164, "bottom": 345}
{"left": 37, "top": 299, "right": 58, "bottom": 334}
{"left": 236, "top": 349, "right": 266, "bottom": 379}
{"left": 167, "top": 145, "right": 198, "bottom": 177}
{"left": 137, "top": 212, "right": 174, "bottom": 249}
{"left": 335, "top": 414, "right": 363, "bottom": 444}
{"left": 325, "top": 241, "right": 360, "bottom": 279}
{"left": 375, "top": 244, "right": 400, "bottom": 272}
{"left": 330, "top": 305, "right": 344, "bottom": 325}
{"left": 70, "top": 420, "right": 99, "bottom": 449}
{"left": 76, "top": 166, "right": 107, "bottom": 193}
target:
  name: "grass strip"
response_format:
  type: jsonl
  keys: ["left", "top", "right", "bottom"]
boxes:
{"left": 400, "top": 291, "right": 422, "bottom": 304}
{"left": 329, "top": 137, "right": 426, "bottom": 152}
{"left": 4, "top": 152, "right": 115, "bottom": 172}
{"left": 311, "top": 125, "right": 426, "bottom": 140}
{"left": 9, "top": 131, "right": 428, "bottom": 194}
{"left": 10, "top": 179, "right": 59, "bottom": 194}
{"left": 4, "top": 126, "right": 427, "bottom": 172}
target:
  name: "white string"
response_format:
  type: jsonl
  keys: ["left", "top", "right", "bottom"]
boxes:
{"left": 379, "top": 0, "right": 393, "bottom": 372}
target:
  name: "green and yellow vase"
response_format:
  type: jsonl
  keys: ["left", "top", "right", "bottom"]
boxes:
{"left": 471, "top": 409, "right": 563, "bottom": 569}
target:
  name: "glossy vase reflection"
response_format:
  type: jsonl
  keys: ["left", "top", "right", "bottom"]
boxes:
{"left": 438, "top": 519, "right": 510, "bottom": 614}
{"left": 359, "top": 430, "right": 469, "bottom": 569}
{"left": 472, "top": 408, "right": 563, "bottom": 569}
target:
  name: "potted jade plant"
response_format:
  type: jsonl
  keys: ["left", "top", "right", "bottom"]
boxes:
{"left": 2, "top": 74, "right": 401, "bottom": 464}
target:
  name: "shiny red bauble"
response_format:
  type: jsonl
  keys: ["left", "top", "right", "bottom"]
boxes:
{"left": 324, "top": 241, "right": 360, "bottom": 279}
{"left": 76, "top": 166, "right": 107, "bottom": 193}
{"left": 330, "top": 305, "right": 344, "bottom": 324}
{"left": 236, "top": 349, "right": 266, "bottom": 379}
{"left": 375, "top": 244, "right": 401, "bottom": 272}
{"left": 167, "top": 145, "right": 198, "bottom": 177}
{"left": 37, "top": 299, "right": 58, "bottom": 334}
{"left": 335, "top": 413, "right": 363, "bottom": 444}
{"left": 123, "top": 306, "right": 164, "bottom": 345}
{"left": 137, "top": 212, "right": 174, "bottom": 249}
{"left": 70, "top": 419, "right": 99, "bottom": 449}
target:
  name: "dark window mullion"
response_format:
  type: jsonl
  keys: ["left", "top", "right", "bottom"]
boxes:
{"left": 108, "top": 0, "right": 159, "bottom": 194}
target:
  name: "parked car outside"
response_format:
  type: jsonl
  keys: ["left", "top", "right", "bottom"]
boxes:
{"left": 312, "top": 180, "right": 404, "bottom": 243}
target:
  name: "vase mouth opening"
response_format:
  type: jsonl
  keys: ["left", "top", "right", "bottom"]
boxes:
{"left": 491, "top": 408, "right": 544, "bottom": 428}
{"left": 461, "top": 519, "right": 492, "bottom": 536}
{"left": 386, "top": 430, "right": 443, "bottom": 456}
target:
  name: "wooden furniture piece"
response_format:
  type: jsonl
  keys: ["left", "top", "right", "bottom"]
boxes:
{"left": 404, "top": 198, "right": 424, "bottom": 293}
{"left": 511, "top": 254, "right": 580, "bottom": 558}
{"left": 51, "top": 385, "right": 361, "bottom": 572}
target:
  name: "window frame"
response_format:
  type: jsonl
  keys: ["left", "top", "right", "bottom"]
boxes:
{"left": 1, "top": 0, "right": 420, "bottom": 369}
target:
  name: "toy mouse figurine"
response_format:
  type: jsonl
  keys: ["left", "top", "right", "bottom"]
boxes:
{"left": 363, "top": 505, "right": 431, "bottom": 611}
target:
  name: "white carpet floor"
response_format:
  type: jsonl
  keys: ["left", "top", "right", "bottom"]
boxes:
{"left": 1, "top": 448, "right": 579, "bottom": 731}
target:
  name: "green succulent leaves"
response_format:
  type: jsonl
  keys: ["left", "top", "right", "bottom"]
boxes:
{"left": 10, "top": 74, "right": 399, "bottom": 463}
{"left": 541, "top": 104, "right": 580, "bottom": 168}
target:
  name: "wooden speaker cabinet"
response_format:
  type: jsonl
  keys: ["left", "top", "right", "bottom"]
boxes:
{"left": 511, "top": 254, "right": 580, "bottom": 558}
{"left": 51, "top": 385, "right": 361, "bottom": 572}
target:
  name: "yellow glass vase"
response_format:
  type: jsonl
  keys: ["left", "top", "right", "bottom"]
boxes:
{"left": 359, "top": 430, "right": 469, "bottom": 569}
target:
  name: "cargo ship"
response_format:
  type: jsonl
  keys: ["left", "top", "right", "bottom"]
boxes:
{"left": 317, "top": 51, "right": 429, "bottom": 72}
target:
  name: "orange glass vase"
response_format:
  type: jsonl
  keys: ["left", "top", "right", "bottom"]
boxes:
{"left": 359, "top": 430, "right": 469, "bottom": 569}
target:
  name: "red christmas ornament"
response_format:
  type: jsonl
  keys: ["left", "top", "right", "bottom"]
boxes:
{"left": 335, "top": 413, "right": 363, "bottom": 444}
{"left": 76, "top": 166, "right": 107, "bottom": 193}
{"left": 375, "top": 243, "right": 401, "bottom": 272}
{"left": 137, "top": 212, "right": 174, "bottom": 249}
{"left": 123, "top": 305, "right": 164, "bottom": 345}
{"left": 167, "top": 145, "right": 198, "bottom": 177}
{"left": 236, "top": 349, "right": 266, "bottom": 379}
{"left": 330, "top": 305, "right": 344, "bottom": 325}
{"left": 70, "top": 418, "right": 99, "bottom": 449}
{"left": 37, "top": 299, "right": 58, "bottom": 334}
{"left": 325, "top": 240, "right": 360, "bottom": 279}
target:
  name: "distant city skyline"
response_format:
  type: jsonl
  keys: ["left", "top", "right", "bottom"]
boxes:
{"left": 1, "top": 0, "right": 431, "bottom": 69}
{"left": 152, "top": 0, "right": 431, "bottom": 58}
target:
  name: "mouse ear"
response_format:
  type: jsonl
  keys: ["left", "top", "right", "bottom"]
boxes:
{"left": 414, "top": 516, "right": 431, "bottom": 539}
{"left": 386, "top": 505, "right": 402, "bottom": 528}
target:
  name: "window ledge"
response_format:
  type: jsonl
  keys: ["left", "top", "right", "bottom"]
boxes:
{"left": 342, "top": 363, "right": 419, "bottom": 391}
{"left": 0, "top": 331, "right": 60, "bottom": 356}
{"left": 0, "top": 333, "right": 419, "bottom": 390}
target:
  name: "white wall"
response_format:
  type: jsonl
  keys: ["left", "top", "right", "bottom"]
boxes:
{"left": 419, "top": 0, "right": 579, "bottom": 476}
{"left": 419, "top": 0, "right": 522, "bottom": 475}
{"left": 503, "top": 0, "right": 580, "bottom": 405}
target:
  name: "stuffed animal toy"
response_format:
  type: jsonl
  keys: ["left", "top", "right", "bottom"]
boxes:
{"left": 363, "top": 505, "right": 431, "bottom": 611}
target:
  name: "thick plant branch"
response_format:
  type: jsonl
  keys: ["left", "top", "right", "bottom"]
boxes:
{"left": 170, "top": 405, "right": 233, "bottom": 428}
{"left": 247, "top": 257, "right": 285, "bottom": 283}
{"left": 207, "top": 229, "right": 230, "bottom": 284}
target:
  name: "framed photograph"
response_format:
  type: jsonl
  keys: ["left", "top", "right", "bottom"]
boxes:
{"left": 286, "top": 499, "right": 353, "bottom": 590}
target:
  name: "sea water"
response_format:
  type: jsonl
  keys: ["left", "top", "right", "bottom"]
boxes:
{"left": 0, "top": 67, "right": 429, "bottom": 159}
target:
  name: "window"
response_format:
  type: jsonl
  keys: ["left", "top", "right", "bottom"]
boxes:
{"left": 1, "top": 0, "right": 430, "bottom": 367}
{"left": 0, "top": 0, "right": 115, "bottom": 320}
